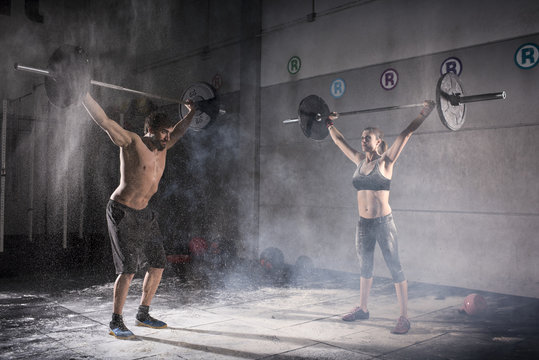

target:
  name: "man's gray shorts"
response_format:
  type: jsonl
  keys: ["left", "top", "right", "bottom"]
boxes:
{"left": 106, "top": 200, "right": 166, "bottom": 274}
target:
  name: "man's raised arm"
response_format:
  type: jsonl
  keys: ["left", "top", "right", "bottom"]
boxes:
{"left": 82, "top": 93, "right": 133, "bottom": 147}
{"left": 167, "top": 101, "right": 196, "bottom": 149}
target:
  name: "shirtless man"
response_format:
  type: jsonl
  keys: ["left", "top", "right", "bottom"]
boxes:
{"left": 82, "top": 92, "right": 195, "bottom": 340}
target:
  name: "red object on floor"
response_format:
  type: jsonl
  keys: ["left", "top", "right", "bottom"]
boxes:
{"left": 461, "top": 293, "right": 487, "bottom": 315}
{"left": 166, "top": 254, "right": 191, "bottom": 264}
{"left": 189, "top": 237, "right": 209, "bottom": 256}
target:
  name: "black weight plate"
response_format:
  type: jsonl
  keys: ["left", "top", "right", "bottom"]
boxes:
{"left": 436, "top": 72, "right": 466, "bottom": 131}
{"left": 45, "top": 45, "right": 91, "bottom": 108}
{"left": 298, "top": 95, "right": 330, "bottom": 140}
{"left": 179, "top": 82, "right": 219, "bottom": 131}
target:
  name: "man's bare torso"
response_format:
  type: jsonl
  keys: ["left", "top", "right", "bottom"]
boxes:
{"left": 110, "top": 135, "right": 167, "bottom": 210}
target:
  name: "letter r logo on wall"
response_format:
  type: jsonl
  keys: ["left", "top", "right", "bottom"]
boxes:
{"left": 380, "top": 69, "right": 398, "bottom": 90}
{"left": 330, "top": 78, "right": 346, "bottom": 98}
{"left": 515, "top": 43, "right": 539, "bottom": 69}
{"left": 441, "top": 57, "right": 463, "bottom": 76}
{"left": 287, "top": 56, "right": 301, "bottom": 74}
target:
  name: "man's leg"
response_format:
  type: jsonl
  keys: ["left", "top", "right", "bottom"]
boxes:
{"left": 113, "top": 273, "right": 135, "bottom": 314}
{"left": 106, "top": 200, "right": 138, "bottom": 339}
{"left": 136, "top": 208, "right": 168, "bottom": 329}
{"left": 135, "top": 267, "right": 167, "bottom": 329}
{"left": 140, "top": 267, "right": 163, "bottom": 306}
{"left": 109, "top": 273, "right": 136, "bottom": 340}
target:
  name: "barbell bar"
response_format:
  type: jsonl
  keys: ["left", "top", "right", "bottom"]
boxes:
{"left": 283, "top": 72, "right": 506, "bottom": 140}
{"left": 15, "top": 63, "right": 184, "bottom": 104}
{"left": 282, "top": 91, "right": 506, "bottom": 124}
{"left": 283, "top": 102, "right": 426, "bottom": 124}
{"left": 14, "top": 44, "right": 223, "bottom": 131}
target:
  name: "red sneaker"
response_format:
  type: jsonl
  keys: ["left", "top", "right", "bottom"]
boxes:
{"left": 342, "top": 307, "right": 369, "bottom": 321}
{"left": 391, "top": 316, "right": 410, "bottom": 334}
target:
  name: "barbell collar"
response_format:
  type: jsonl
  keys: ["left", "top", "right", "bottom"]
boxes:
{"left": 441, "top": 90, "right": 506, "bottom": 106}
{"left": 455, "top": 91, "right": 506, "bottom": 105}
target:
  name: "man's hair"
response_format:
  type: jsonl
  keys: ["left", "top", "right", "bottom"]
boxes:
{"left": 144, "top": 112, "right": 174, "bottom": 134}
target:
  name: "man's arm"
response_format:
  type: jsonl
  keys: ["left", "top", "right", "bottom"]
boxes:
{"left": 82, "top": 93, "right": 134, "bottom": 147}
{"left": 167, "top": 101, "right": 196, "bottom": 149}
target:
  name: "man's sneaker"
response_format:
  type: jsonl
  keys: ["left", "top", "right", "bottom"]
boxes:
{"left": 109, "top": 321, "right": 135, "bottom": 340}
{"left": 342, "top": 307, "right": 369, "bottom": 321}
{"left": 391, "top": 316, "right": 410, "bottom": 334}
{"left": 135, "top": 315, "right": 167, "bottom": 329}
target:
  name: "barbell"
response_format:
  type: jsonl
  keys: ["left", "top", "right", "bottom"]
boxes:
{"left": 283, "top": 72, "right": 507, "bottom": 140}
{"left": 14, "top": 44, "right": 222, "bottom": 131}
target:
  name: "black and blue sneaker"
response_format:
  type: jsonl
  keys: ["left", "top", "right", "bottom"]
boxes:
{"left": 135, "top": 314, "right": 167, "bottom": 329}
{"left": 109, "top": 317, "right": 135, "bottom": 340}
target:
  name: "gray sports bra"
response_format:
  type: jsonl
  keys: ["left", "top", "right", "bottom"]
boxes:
{"left": 352, "top": 159, "right": 391, "bottom": 191}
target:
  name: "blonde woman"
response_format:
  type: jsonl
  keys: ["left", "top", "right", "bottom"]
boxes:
{"left": 327, "top": 100, "right": 435, "bottom": 334}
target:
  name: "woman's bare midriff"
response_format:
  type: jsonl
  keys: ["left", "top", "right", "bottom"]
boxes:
{"left": 357, "top": 190, "right": 392, "bottom": 219}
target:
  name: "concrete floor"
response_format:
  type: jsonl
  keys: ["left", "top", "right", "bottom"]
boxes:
{"left": 1, "top": 261, "right": 538, "bottom": 360}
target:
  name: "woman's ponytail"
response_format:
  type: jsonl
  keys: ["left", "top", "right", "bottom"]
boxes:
{"left": 377, "top": 139, "right": 387, "bottom": 155}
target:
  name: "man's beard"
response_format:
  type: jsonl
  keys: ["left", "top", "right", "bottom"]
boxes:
{"left": 154, "top": 139, "right": 166, "bottom": 151}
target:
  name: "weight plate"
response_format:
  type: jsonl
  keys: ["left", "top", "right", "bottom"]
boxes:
{"left": 298, "top": 95, "right": 330, "bottom": 140}
{"left": 436, "top": 72, "right": 466, "bottom": 131}
{"left": 45, "top": 45, "right": 91, "bottom": 108}
{"left": 179, "top": 82, "right": 219, "bottom": 131}
{"left": 260, "top": 247, "right": 285, "bottom": 272}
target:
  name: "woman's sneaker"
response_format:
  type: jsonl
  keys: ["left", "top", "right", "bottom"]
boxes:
{"left": 391, "top": 316, "right": 410, "bottom": 334}
{"left": 342, "top": 307, "right": 369, "bottom": 321}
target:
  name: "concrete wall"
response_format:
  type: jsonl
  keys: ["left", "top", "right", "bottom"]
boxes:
{"left": 259, "top": 0, "right": 539, "bottom": 298}
{"left": 261, "top": 0, "right": 539, "bottom": 86}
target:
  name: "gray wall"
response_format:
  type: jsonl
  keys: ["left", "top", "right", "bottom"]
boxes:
{"left": 261, "top": 0, "right": 539, "bottom": 86}
{"left": 259, "top": 0, "right": 539, "bottom": 298}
